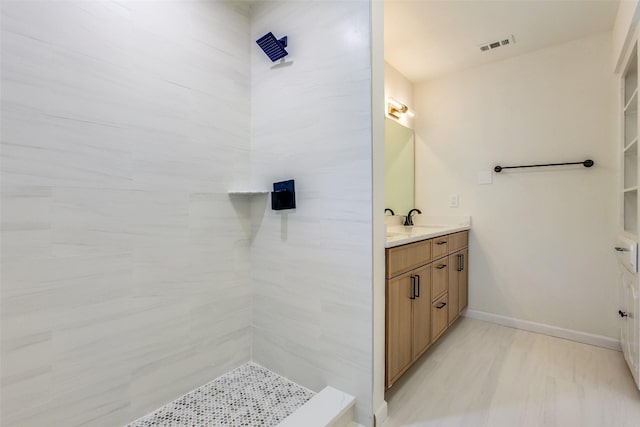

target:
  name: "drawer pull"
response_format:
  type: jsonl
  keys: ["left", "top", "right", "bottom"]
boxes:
{"left": 436, "top": 264, "right": 447, "bottom": 269}
{"left": 436, "top": 302, "right": 447, "bottom": 309}
{"left": 436, "top": 241, "right": 447, "bottom": 245}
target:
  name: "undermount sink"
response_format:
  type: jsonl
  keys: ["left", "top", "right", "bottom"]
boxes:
{"left": 411, "top": 225, "right": 449, "bottom": 231}
{"left": 385, "top": 223, "right": 470, "bottom": 247}
{"left": 386, "top": 225, "right": 449, "bottom": 237}
{"left": 386, "top": 231, "right": 410, "bottom": 238}
{"left": 384, "top": 217, "right": 470, "bottom": 248}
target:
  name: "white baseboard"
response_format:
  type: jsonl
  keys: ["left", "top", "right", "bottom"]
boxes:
{"left": 464, "top": 309, "right": 621, "bottom": 351}
{"left": 374, "top": 400, "right": 387, "bottom": 426}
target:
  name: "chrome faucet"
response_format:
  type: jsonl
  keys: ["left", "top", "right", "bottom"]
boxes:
{"left": 404, "top": 208, "right": 422, "bottom": 226}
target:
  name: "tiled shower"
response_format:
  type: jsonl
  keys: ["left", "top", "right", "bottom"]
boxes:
{"left": 0, "top": 1, "right": 374, "bottom": 426}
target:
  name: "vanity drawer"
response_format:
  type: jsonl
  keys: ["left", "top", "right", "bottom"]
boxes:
{"left": 432, "top": 235, "right": 449, "bottom": 259}
{"left": 431, "top": 293, "right": 449, "bottom": 341}
{"left": 431, "top": 259, "right": 449, "bottom": 300}
{"left": 386, "top": 240, "right": 432, "bottom": 278}
{"left": 448, "top": 231, "right": 468, "bottom": 252}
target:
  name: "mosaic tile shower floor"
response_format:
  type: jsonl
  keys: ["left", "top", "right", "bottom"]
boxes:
{"left": 127, "top": 363, "right": 315, "bottom": 427}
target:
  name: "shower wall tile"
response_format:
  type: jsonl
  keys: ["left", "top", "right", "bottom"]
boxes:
{"left": 249, "top": 1, "right": 373, "bottom": 425}
{"left": 1, "top": 1, "right": 252, "bottom": 426}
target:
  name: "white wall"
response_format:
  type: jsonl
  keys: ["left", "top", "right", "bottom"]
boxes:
{"left": 613, "top": 0, "right": 640, "bottom": 71}
{"left": 384, "top": 62, "right": 414, "bottom": 129}
{"left": 413, "top": 32, "right": 618, "bottom": 339}
{"left": 249, "top": 1, "right": 374, "bottom": 425}
{"left": 1, "top": 1, "right": 252, "bottom": 426}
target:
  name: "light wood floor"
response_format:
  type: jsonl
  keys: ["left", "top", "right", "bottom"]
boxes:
{"left": 383, "top": 318, "right": 640, "bottom": 427}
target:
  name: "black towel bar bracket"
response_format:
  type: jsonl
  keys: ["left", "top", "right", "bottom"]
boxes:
{"left": 494, "top": 159, "right": 594, "bottom": 173}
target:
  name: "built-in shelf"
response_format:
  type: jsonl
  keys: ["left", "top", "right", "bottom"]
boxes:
{"left": 626, "top": 88, "right": 639, "bottom": 113}
{"left": 625, "top": 141, "right": 639, "bottom": 189}
{"left": 625, "top": 46, "right": 638, "bottom": 150}
{"left": 625, "top": 113, "right": 638, "bottom": 146}
{"left": 625, "top": 190, "right": 638, "bottom": 234}
{"left": 625, "top": 45, "right": 638, "bottom": 105}
{"left": 622, "top": 229, "right": 639, "bottom": 241}
{"left": 625, "top": 138, "right": 638, "bottom": 153}
{"left": 623, "top": 46, "right": 638, "bottom": 236}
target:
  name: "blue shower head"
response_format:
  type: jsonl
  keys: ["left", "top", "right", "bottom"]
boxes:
{"left": 256, "top": 32, "right": 288, "bottom": 62}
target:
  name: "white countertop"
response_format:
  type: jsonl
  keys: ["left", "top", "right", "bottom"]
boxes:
{"left": 384, "top": 215, "right": 471, "bottom": 248}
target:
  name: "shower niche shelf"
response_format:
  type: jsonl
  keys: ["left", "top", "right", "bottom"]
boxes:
{"left": 227, "top": 190, "right": 269, "bottom": 195}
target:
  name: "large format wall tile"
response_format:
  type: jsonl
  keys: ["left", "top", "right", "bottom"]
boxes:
{"left": 1, "top": 1, "right": 252, "bottom": 426}
{"left": 2, "top": 1, "right": 376, "bottom": 426}
{"left": 249, "top": 1, "right": 373, "bottom": 425}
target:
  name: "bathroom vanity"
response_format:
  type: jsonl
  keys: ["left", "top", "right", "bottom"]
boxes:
{"left": 385, "top": 226, "right": 469, "bottom": 389}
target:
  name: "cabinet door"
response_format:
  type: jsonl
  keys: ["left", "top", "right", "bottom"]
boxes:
{"left": 448, "top": 252, "right": 460, "bottom": 324}
{"left": 386, "top": 272, "right": 414, "bottom": 386}
{"left": 459, "top": 249, "right": 468, "bottom": 312}
{"left": 412, "top": 265, "right": 432, "bottom": 360}
{"left": 631, "top": 281, "right": 639, "bottom": 385}
{"left": 431, "top": 293, "right": 449, "bottom": 341}
{"left": 620, "top": 269, "right": 629, "bottom": 364}
{"left": 431, "top": 259, "right": 449, "bottom": 300}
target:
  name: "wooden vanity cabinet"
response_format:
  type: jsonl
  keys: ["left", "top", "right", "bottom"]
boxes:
{"left": 432, "top": 236, "right": 449, "bottom": 259}
{"left": 386, "top": 239, "right": 432, "bottom": 278}
{"left": 449, "top": 231, "right": 468, "bottom": 252}
{"left": 431, "top": 292, "right": 449, "bottom": 341}
{"left": 385, "top": 261, "right": 432, "bottom": 386}
{"left": 448, "top": 247, "right": 469, "bottom": 325}
{"left": 386, "top": 271, "right": 414, "bottom": 382}
{"left": 431, "top": 259, "right": 449, "bottom": 300}
{"left": 386, "top": 230, "right": 469, "bottom": 389}
{"left": 448, "top": 252, "right": 460, "bottom": 322}
{"left": 459, "top": 248, "right": 468, "bottom": 311}
{"left": 411, "top": 265, "right": 432, "bottom": 360}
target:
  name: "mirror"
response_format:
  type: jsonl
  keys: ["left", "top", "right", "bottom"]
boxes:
{"left": 385, "top": 118, "right": 414, "bottom": 216}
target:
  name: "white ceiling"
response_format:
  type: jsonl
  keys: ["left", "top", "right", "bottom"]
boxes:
{"left": 384, "top": 0, "right": 620, "bottom": 83}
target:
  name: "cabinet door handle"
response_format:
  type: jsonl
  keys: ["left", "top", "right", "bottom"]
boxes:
{"left": 461, "top": 253, "right": 465, "bottom": 271}
{"left": 614, "top": 247, "right": 629, "bottom": 252}
{"left": 410, "top": 276, "right": 416, "bottom": 300}
{"left": 436, "top": 241, "right": 447, "bottom": 245}
{"left": 436, "top": 264, "right": 447, "bottom": 269}
{"left": 457, "top": 254, "right": 463, "bottom": 272}
{"left": 415, "top": 274, "right": 421, "bottom": 298}
{"left": 619, "top": 310, "right": 628, "bottom": 318}
{"left": 436, "top": 302, "right": 447, "bottom": 309}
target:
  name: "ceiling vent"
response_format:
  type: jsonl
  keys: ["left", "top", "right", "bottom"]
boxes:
{"left": 479, "top": 35, "right": 515, "bottom": 52}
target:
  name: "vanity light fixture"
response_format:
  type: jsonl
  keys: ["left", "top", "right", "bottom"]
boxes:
{"left": 387, "top": 98, "right": 415, "bottom": 119}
